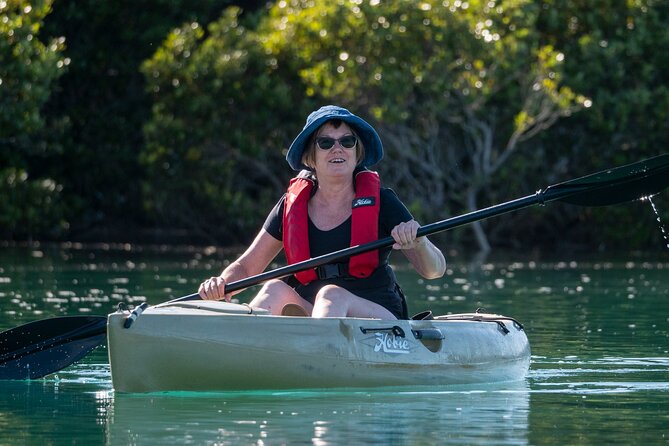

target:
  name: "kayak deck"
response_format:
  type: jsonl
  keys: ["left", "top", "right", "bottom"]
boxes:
{"left": 107, "top": 301, "right": 530, "bottom": 393}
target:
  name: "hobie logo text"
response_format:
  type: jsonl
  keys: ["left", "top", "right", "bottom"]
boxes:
{"left": 374, "top": 333, "right": 410, "bottom": 354}
{"left": 352, "top": 197, "right": 376, "bottom": 208}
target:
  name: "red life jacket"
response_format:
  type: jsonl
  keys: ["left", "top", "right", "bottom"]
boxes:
{"left": 283, "top": 170, "right": 381, "bottom": 285}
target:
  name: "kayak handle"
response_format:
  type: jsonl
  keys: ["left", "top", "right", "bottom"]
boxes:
{"left": 360, "top": 326, "right": 406, "bottom": 338}
{"left": 123, "top": 303, "right": 148, "bottom": 329}
{"left": 411, "top": 328, "right": 445, "bottom": 340}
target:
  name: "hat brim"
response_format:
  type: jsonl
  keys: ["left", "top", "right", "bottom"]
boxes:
{"left": 286, "top": 107, "right": 383, "bottom": 171}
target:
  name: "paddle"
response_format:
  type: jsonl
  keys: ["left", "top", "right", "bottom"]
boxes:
{"left": 169, "top": 153, "right": 669, "bottom": 301}
{"left": 0, "top": 316, "right": 107, "bottom": 380}
{"left": 1, "top": 153, "right": 668, "bottom": 379}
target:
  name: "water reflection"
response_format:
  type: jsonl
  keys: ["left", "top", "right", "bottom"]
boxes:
{"left": 105, "top": 383, "right": 530, "bottom": 445}
{"left": 0, "top": 379, "right": 110, "bottom": 444}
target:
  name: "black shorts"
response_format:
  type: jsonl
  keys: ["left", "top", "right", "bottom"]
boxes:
{"left": 284, "top": 264, "right": 407, "bottom": 319}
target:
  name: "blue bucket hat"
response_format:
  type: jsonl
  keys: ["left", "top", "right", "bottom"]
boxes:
{"left": 286, "top": 105, "right": 384, "bottom": 171}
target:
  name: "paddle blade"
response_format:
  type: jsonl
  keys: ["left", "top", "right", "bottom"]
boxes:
{"left": 0, "top": 316, "right": 107, "bottom": 380}
{"left": 543, "top": 154, "right": 669, "bottom": 206}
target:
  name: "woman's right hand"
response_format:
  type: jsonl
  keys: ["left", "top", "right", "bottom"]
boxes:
{"left": 198, "top": 276, "right": 229, "bottom": 301}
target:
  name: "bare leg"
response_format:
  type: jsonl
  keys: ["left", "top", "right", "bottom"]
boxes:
{"left": 249, "top": 279, "right": 313, "bottom": 315}
{"left": 311, "top": 284, "right": 397, "bottom": 319}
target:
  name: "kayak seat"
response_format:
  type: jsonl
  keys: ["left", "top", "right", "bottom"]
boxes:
{"left": 281, "top": 303, "right": 310, "bottom": 317}
{"left": 411, "top": 310, "right": 433, "bottom": 320}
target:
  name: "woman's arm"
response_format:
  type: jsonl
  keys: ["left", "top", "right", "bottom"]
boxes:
{"left": 391, "top": 220, "right": 446, "bottom": 279}
{"left": 199, "top": 229, "right": 283, "bottom": 301}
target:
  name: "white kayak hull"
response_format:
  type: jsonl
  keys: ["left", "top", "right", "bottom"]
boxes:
{"left": 107, "top": 301, "right": 530, "bottom": 393}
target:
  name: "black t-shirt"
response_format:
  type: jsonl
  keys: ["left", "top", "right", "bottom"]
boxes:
{"left": 263, "top": 188, "right": 413, "bottom": 261}
{"left": 262, "top": 188, "right": 414, "bottom": 318}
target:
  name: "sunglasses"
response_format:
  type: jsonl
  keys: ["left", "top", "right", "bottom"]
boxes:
{"left": 315, "top": 135, "right": 358, "bottom": 150}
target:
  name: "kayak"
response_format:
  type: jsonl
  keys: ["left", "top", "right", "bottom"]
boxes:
{"left": 107, "top": 300, "right": 530, "bottom": 393}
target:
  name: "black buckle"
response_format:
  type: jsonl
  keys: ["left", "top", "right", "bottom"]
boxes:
{"left": 316, "top": 263, "right": 347, "bottom": 280}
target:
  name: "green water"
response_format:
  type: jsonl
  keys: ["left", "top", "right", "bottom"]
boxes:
{"left": 1, "top": 244, "right": 668, "bottom": 445}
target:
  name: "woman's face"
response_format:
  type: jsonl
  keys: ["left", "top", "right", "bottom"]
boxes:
{"left": 312, "top": 122, "right": 358, "bottom": 178}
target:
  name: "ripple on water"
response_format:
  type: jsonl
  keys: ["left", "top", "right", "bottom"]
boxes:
{"left": 529, "top": 355, "right": 669, "bottom": 394}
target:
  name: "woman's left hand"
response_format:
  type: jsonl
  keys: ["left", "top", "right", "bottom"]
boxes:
{"left": 391, "top": 220, "right": 424, "bottom": 250}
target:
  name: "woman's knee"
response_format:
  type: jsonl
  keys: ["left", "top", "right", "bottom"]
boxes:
{"left": 251, "top": 280, "right": 293, "bottom": 309}
{"left": 252, "top": 280, "right": 312, "bottom": 315}
{"left": 258, "top": 279, "right": 292, "bottom": 295}
{"left": 313, "top": 285, "right": 396, "bottom": 319}
{"left": 313, "top": 284, "right": 346, "bottom": 305}
{"left": 313, "top": 285, "right": 358, "bottom": 316}
{"left": 314, "top": 284, "right": 342, "bottom": 299}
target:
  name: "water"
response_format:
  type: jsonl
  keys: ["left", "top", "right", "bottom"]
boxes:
{"left": 1, "top": 244, "right": 668, "bottom": 445}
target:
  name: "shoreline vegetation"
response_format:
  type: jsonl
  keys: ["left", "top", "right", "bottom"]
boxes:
{"left": 3, "top": 239, "right": 667, "bottom": 266}
{"left": 2, "top": 1, "right": 668, "bottom": 252}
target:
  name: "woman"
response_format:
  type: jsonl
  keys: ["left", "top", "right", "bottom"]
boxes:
{"left": 199, "top": 105, "right": 446, "bottom": 319}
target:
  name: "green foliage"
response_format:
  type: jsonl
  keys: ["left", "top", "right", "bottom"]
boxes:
{"left": 0, "top": 168, "right": 67, "bottom": 238}
{"left": 36, "top": 0, "right": 228, "bottom": 234}
{"left": 2, "top": 0, "right": 668, "bottom": 251}
{"left": 117, "top": 0, "right": 669, "bottom": 248}
{"left": 0, "top": 0, "right": 66, "bottom": 156}
{"left": 537, "top": 0, "right": 668, "bottom": 147}
{"left": 530, "top": 0, "right": 669, "bottom": 248}
{"left": 141, "top": 7, "right": 312, "bottom": 240}
{"left": 0, "top": 0, "right": 68, "bottom": 237}
{"left": 256, "top": 0, "right": 587, "bottom": 248}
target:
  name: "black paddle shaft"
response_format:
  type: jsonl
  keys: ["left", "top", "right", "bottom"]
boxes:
{"left": 199, "top": 153, "right": 669, "bottom": 295}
